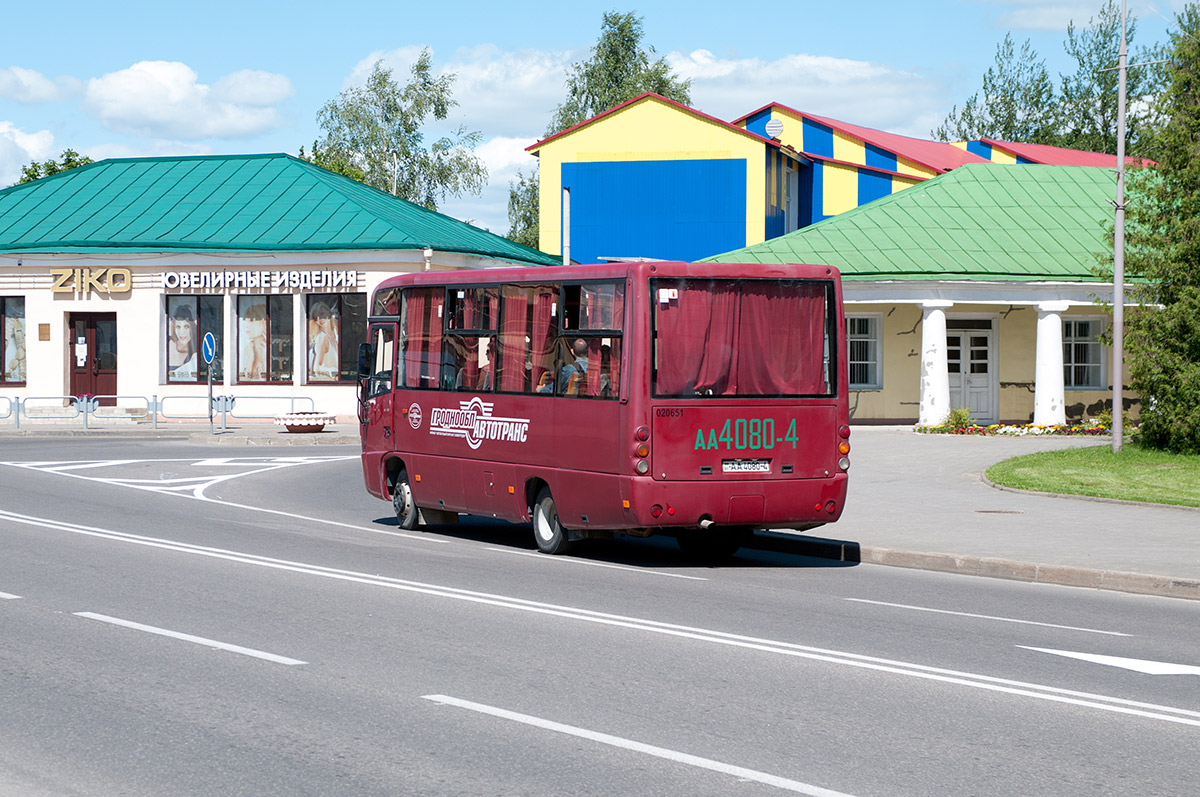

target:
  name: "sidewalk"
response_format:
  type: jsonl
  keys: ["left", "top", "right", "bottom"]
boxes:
{"left": 1, "top": 421, "right": 1197, "bottom": 600}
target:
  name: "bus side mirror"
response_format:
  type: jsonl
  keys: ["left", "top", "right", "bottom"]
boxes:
{"left": 357, "top": 342, "right": 374, "bottom": 380}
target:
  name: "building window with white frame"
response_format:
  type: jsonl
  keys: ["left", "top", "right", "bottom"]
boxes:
{"left": 306, "top": 293, "right": 367, "bottom": 383}
{"left": 1063, "top": 318, "right": 1104, "bottom": 389}
{"left": 847, "top": 315, "right": 881, "bottom": 389}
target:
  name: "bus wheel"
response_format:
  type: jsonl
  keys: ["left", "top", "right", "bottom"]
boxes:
{"left": 392, "top": 469, "right": 419, "bottom": 530}
{"left": 676, "top": 527, "right": 749, "bottom": 561}
{"left": 532, "top": 487, "right": 572, "bottom": 554}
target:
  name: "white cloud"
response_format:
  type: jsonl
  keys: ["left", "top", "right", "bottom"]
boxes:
{"left": 83, "top": 61, "right": 294, "bottom": 140}
{"left": 0, "top": 122, "right": 55, "bottom": 187}
{"left": 671, "top": 49, "right": 948, "bottom": 138}
{"left": 995, "top": 2, "right": 1095, "bottom": 31}
{"left": 0, "top": 67, "right": 81, "bottom": 104}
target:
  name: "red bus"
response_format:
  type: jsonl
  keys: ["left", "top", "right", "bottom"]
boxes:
{"left": 357, "top": 261, "right": 849, "bottom": 558}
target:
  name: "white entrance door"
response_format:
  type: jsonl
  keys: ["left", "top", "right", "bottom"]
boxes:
{"left": 947, "top": 327, "right": 996, "bottom": 422}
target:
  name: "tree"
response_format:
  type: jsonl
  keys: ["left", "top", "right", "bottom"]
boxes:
{"left": 933, "top": 34, "right": 1059, "bottom": 143}
{"left": 310, "top": 50, "right": 486, "bottom": 211}
{"left": 1057, "top": 0, "right": 1162, "bottom": 155}
{"left": 1121, "top": 5, "right": 1200, "bottom": 453}
{"left": 506, "top": 169, "right": 539, "bottom": 249}
{"left": 19, "top": 149, "right": 94, "bottom": 183}
{"left": 506, "top": 11, "right": 692, "bottom": 245}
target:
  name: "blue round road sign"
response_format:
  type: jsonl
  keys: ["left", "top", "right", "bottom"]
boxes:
{"left": 202, "top": 332, "right": 216, "bottom": 365}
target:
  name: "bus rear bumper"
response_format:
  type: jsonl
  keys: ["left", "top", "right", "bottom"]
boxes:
{"left": 620, "top": 474, "right": 848, "bottom": 530}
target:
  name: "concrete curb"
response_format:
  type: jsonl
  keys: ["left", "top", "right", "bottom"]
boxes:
{"left": 774, "top": 535, "right": 1200, "bottom": 601}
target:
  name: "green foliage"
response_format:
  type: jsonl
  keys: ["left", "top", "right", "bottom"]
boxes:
{"left": 933, "top": 34, "right": 1058, "bottom": 143}
{"left": 509, "top": 11, "right": 692, "bottom": 246}
{"left": 19, "top": 149, "right": 94, "bottom": 183}
{"left": 547, "top": 11, "right": 692, "bottom": 136}
{"left": 945, "top": 407, "right": 974, "bottom": 429}
{"left": 934, "top": 3, "right": 1161, "bottom": 156}
{"left": 505, "top": 169, "right": 539, "bottom": 248}
{"left": 310, "top": 51, "right": 486, "bottom": 211}
{"left": 1121, "top": 5, "right": 1200, "bottom": 454}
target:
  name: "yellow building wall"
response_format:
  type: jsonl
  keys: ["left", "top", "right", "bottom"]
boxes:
{"left": 533, "top": 98, "right": 768, "bottom": 257}
{"left": 846, "top": 304, "right": 1135, "bottom": 424}
{"left": 823, "top": 162, "right": 860, "bottom": 216}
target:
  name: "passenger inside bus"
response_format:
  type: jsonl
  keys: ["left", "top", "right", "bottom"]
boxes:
{"left": 558, "top": 338, "right": 588, "bottom": 394}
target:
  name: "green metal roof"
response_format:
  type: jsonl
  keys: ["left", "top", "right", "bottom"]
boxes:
{"left": 0, "top": 152, "right": 559, "bottom": 266}
{"left": 705, "top": 164, "right": 1117, "bottom": 282}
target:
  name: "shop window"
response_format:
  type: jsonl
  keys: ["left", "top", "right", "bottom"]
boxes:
{"left": 238, "top": 296, "right": 293, "bottom": 383}
{"left": 166, "top": 296, "right": 223, "bottom": 382}
{"left": 307, "top": 293, "right": 366, "bottom": 383}
{"left": 1064, "top": 319, "right": 1104, "bottom": 389}
{"left": 1, "top": 297, "right": 26, "bottom": 384}
{"left": 847, "top": 315, "right": 881, "bottom": 389}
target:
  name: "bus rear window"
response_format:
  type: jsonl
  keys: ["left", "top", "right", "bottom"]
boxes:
{"left": 652, "top": 278, "right": 833, "bottom": 398}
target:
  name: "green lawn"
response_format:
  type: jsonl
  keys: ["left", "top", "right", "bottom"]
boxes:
{"left": 986, "top": 442, "right": 1200, "bottom": 508}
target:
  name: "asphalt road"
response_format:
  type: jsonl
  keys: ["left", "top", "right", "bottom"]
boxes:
{"left": 1, "top": 438, "right": 1197, "bottom": 796}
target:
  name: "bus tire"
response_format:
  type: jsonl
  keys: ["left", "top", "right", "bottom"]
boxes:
{"left": 533, "top": 486, "right": 572, "bottom": 554}
{"left": 676, "top": 527, "right": 749, "bottom": 561}
{"left": 392, "top": 469, "right": 419, "bottom": 530}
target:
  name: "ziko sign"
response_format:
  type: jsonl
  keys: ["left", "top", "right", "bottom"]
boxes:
{"left": 51, "top": 267, "right": 133, "bottom": 296}
{"left": 160, "top": 270, "right": 359, "bottom": 292}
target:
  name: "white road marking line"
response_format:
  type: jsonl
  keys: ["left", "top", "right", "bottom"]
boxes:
{"left": 0, "top": 591, "right": 21, "bottom": 600}
{"left": 74, "top": 612, "right": 306, "bottom": 665}
{"left": 845, "top": 598, "right": 1131, "bottom": 637}
{"left": 5, "top": 507, "right": 1199, "bottom": 728}
{"left": 0, "top": 457, "right": 445, "bottom": 544}
{"left": 423, "top": 694, "right": 853, "bottom": 796}
{"left": 485, "top": 547, "right": 707, "bottom": 580}
{"left": 1020, "top": 647, "right": 1200, "bottom": 676}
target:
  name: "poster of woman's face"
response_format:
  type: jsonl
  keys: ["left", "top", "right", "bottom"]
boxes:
{"left": 239, "top": 297, "right": 268, "bottom": 381}
{"left": 4, "top": 299, "right": 25, "bottom": 382}
{"left": 168, "top": 298, "right": 197, "bottom": 381}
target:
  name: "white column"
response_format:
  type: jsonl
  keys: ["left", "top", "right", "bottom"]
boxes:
{"left": 1034, "top": 301, "right": 1070, "bottom": 426}
{"left": 919, "top": 301, "right": 953, "bottom": 426}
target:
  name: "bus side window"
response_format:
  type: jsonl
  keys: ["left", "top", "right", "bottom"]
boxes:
{"left": 366, "top": 326, "right": 394, "bottom": 398}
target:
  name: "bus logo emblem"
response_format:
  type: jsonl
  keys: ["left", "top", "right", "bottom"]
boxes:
{"left": 407, "top": 403, "right": 423, "bottom": 429}
{"left": 429, "top": 397, "right": 530, "bottom": 449}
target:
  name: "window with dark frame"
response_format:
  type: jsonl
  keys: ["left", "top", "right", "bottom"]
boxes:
{"left": 237, "top": 295, "right": 293, "bottom": 383}
{"left": 1, "top": 297, "right": 26, "bottom": 384}
{"left": 307, "top": 293, "right": 367, "bottom": 383}
{"left": 166, "top": 295, "right": 223, "bottom": 383}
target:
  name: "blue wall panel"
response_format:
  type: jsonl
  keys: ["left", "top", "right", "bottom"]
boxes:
{"left": 966, "top": 140, "right": 992, "bottom": 159}
{"left": 765, "top": 151, "right": 783, "bottom": 240}
{"left": 858, "top": 169, "right": 892, "bottom": 206}
{"left": 802, "top": 120, "right": 834, "bottom": 158}
{"left": 562, "top": 160, "right": 746, "bottom": 263}
{"left": 865, "top": 144, "right": 897, "bottom": 171}
{"left": 742, "top": 109, "right": 772, "bottom": 138}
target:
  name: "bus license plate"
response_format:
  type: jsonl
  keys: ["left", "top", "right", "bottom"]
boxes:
{"left": 722, "top": 459, "right": 770, "bottom": 473}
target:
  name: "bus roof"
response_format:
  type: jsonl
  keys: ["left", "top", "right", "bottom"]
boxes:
{"left": 372, "top": 261, "right": 840, "bottom": 296}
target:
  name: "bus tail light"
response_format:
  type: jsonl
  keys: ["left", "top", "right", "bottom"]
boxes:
{"left": 838, "top": 441, "right": 851, "bottom": 455}
{"left": 651, "top": 504, "right": 663, "bottom": 518}
{"left": 839, "top": 425, "right": 851, "bottom": 439}
{"left": 635, "top": 442, "right": 650, "bottom": 458}
{"left": 838, "top": 457, "right": 850, "bottom": 471}
{"left": 635, "top": 426, "right": 650, "bottom": 441}
{"left": 635, "top": 460, "right": 650, "bottom": 474}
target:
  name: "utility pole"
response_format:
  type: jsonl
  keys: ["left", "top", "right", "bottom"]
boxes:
{"left": 1112, "top": 0, "right": 1127, "bottom": 452}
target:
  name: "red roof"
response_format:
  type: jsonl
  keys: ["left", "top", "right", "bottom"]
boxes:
{"left": 979, "top": 139, "right": 1147, "bottom": 167}
{"left": 734, "top": 103, "right": 991, "bottom": 173}
{"left": 527, "top": 92, "right": 796, "bottom": 156}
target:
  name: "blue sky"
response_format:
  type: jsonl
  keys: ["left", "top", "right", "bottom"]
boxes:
{"left": 0, "top": 1, "right": 1182, "bottom": 234}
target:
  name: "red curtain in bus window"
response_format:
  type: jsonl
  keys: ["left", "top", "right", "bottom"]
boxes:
{"left": 498, "top": 286, "right": 528, "bottom": 393}
{"left": 531, "top": 287, "right": 556, "bottom": 392}
{"left": 655, "top": 284, "right": 740, "bottom": 395}
{"left": 735, "top": 282, "right": 827, "bottom": 394}
{"left": 403, "top": 289, "right": 443, "bottom": 388}
{"left": 403, "top": 290, "right": 426, "bottom": 388}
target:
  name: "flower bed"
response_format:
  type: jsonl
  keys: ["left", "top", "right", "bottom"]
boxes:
{"left": 914, "top": 420, "right": 1124, "bottom": 436}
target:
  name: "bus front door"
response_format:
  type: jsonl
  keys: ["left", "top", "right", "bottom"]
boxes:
{"left": 360, "top": 323, "right": 398, "bottom": 500}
